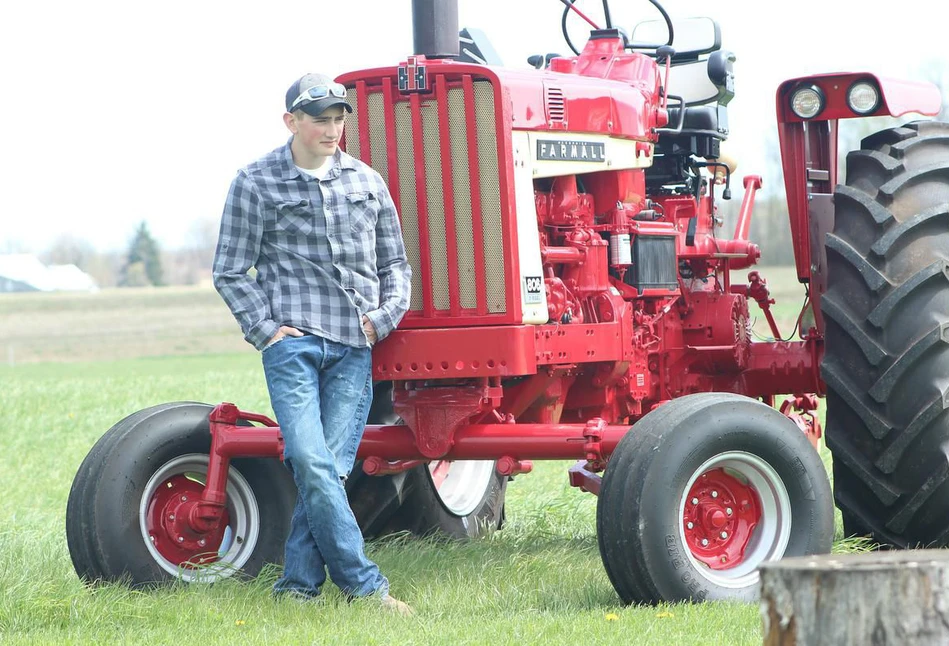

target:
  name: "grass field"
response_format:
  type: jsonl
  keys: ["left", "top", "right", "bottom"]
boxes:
{"left": 0, "top": 268, "right": 837, "bottom": 645}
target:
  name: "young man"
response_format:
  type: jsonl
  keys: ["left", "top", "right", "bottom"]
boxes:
{"left": 212, "top": 73, "right": 412, "bottom": 614}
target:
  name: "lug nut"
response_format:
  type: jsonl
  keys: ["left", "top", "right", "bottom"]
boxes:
{"left": 720, "top": 531, "right": 728, "bottom": 539}
{"left": 181, "top": 495, "right": 188, "bottom": 502}
{"left": 711, "top": 491, "right": 719, "bottom": 499}
{"left": 721, "top": 556, "right": 727, "bottom": 564}
{"left": 687, "top": 522, "right": 694, "bottom": 529}
{"left": 726, "top": 507, "right": 733, "bottom": 516}
{"left": 701, "top": 538, "right": 709, "bottom": 547}
{"left": 198, "top": 539, "right": 206, "bottom": 547}
{"left": 177, "top": 536, "right": 184, "bottom": 543}
{"left": 691, "top": 497, "right": 699, "bottom": 505}
{"left": 169, "top": 514, "right": 175, "bottom": 521}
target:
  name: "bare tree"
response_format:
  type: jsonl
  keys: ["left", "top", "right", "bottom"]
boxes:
{"left": 41, "top": 234, "right": 97, "bottom": 270}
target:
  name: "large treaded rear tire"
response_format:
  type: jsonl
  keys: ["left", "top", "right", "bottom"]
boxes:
{"left": 822, "top": 120, "right": 949, "bottom": 547}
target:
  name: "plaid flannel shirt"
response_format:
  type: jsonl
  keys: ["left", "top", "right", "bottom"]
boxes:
{"left": 213, "top": 140, "right": 411, "bottom": 350}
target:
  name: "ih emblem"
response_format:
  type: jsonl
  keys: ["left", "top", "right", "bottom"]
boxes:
{"left": 398, "top": 55, "right": 428, "bottom": 92}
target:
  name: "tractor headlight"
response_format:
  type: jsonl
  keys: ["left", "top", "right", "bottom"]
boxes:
{"left": 790, "top": 84, "right": 825, "bottom": 119}
{"left": 847, "top": 80, "right": 881, "bottom": 115}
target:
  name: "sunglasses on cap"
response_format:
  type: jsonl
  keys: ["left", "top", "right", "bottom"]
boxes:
{"left": 289, "top": 83, "right": 347, "bottom": 110}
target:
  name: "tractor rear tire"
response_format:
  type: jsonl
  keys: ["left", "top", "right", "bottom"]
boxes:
{"left": 65, "top": 402, "right": 296, "bottom": 585}
{"left": 822, "top": 120, "right": 949, "bottom": 547}
{"left": 597, "top": 393, "right": 833, "bottom": 604}
{"left": 347, "top": 382, "right": 507, "bottom": 539}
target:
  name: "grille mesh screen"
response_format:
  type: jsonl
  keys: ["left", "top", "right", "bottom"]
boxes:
{"left": 346, "top": 87, "right": 361, "bottom": 159}
{"left": 473, "top": 82, "right": 506, "bottom": 314}
{"left": 447, "top": 87, "right": 477, "bottom": 310}
{"left": 393, "top": 101, "right": 423, "bottom": 311}
{"left": 367, "top": 92, "right": 388, "bottom": 185}
{"left": 420, "top": 100, "right": 450, "bottom": 310}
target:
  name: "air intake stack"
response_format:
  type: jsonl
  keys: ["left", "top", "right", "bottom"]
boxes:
{"left": 412, "top": 0, "right": 459, "bottom": 58}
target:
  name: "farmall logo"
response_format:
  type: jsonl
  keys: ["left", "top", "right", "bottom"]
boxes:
{"left": 536, "top": 139, "right": 606, "bottom": 162}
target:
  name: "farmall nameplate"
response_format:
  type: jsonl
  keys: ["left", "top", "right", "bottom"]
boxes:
{"left": 536, "top": 139, "right": 606, "bottom": 162}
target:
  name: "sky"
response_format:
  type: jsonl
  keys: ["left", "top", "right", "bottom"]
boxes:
{"left": 1, "top": 0, "right": 946, "bottom": 253}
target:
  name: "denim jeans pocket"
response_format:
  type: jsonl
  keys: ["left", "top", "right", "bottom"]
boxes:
{"left": 262, "top": 335, "right": 289, "bottom": 353}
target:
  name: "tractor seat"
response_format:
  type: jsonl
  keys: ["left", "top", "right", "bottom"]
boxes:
{"left": 664, "top": 105, "right": 722, "bottom": 137}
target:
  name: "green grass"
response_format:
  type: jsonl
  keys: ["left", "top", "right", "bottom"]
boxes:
{"left": 0, "top": 270, "right": 848, "bottom": 645}
{"left": 0, "top": 355, "right": 768, "bottom": 645}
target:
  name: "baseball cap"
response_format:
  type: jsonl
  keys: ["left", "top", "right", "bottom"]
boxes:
{"left": 285, "top": 73, "right": 353, "bottom": 117}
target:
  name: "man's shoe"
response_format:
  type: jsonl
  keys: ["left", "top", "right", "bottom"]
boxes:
{"left": 272, "top": 588, "right": 321, "bottom": 604}
{"left": 379, "top": 593, "right": 414, "bottom": 616}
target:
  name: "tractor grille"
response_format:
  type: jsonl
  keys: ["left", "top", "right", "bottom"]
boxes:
{"left": 345, "top": 76, "right": 509, "bottom": 325}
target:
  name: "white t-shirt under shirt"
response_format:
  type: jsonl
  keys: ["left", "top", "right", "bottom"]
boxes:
{"left": 296, "top": 156, "right": 334, "bottom": 181}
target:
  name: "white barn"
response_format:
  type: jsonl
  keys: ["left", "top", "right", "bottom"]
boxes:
{"left": 0, "top": 254, "right": 98, "bottom": 293}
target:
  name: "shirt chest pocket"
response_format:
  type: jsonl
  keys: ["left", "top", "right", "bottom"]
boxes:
{"left": 272, "top": 199, "right": 316, "bottom": 236}
{"left": 345, "top": 192, "right": 378, "bottom": 233}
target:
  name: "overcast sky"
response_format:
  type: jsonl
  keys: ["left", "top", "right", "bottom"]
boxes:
{"left": 1, "top": 0, "right": 946, "bottom": 253}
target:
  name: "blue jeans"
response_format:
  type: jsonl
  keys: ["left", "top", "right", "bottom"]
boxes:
{"left": 262, "top": 334, "right": 387, "bottom": 599}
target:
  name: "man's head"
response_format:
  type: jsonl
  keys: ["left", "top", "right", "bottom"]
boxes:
{"left": 285, "top": 73, "right": 352, "bottom": 118}
{"left": 284, "top": 73, "right": 352, "bottom": 166}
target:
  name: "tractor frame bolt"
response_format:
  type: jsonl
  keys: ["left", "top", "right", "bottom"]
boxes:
{"left": 691, "top": 498, "right": 699, "bottom": 505}
{"left": 711, "top": 491, "right": 719, "bottom": 499}
{"left": 701, "top": 538, "right": 709, "bottom": 546}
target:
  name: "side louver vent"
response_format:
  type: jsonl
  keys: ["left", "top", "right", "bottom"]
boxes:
{"left": 546, "top": 86, "right": 565, "bottom": 123}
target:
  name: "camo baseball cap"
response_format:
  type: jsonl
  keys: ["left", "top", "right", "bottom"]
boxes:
{"left": 285, "top": 73, "right": 353, "bottom": 116}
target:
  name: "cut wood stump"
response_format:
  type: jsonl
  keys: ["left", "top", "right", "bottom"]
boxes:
{"left": 759, "top": 550, "right": 949, "bottom": 645}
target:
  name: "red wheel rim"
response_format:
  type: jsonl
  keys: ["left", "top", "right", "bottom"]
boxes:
{"left": 682, "top": 468, "right": 761, "bottom": 570}
{"left": 144, "top": 474, "right": 231, "bottom": 569}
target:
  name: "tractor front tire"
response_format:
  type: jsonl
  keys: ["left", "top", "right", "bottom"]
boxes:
{"left": 347, "top": 382, "right": 506, "bottom": 539}
{"left": 66, "top": 402, "right": 296, "bottom": 585}
{"left": 822, "top": 120, "right": 949, "bottom": 547}
{"left": 597, "top": 393, "right": 833, "bottom": 604}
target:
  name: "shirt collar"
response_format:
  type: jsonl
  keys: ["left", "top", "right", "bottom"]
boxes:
{"left": 279, "top": 137, "right": 358, "bottom": 180}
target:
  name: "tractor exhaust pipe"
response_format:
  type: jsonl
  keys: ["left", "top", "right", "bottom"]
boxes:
{"left": 412, "top": 0, "right": 459, "bottom": 58}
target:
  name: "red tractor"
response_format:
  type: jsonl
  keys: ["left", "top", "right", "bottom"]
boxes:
{"left": 66, "top": 0, "right": 949, "bottom": 604}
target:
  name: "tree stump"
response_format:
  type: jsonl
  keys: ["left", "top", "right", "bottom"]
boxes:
{"left": 759, "top": 550, "right": 949, "bottom": 645}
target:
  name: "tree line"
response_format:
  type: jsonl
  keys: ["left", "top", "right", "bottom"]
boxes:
{"left": 30, "top": 218, "right": 219, "bottom": 289}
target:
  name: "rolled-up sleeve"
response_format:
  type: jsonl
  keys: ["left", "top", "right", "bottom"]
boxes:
{"left": 212, "top": 173, "right": 278, "bottom": 350}
{"left": 364, "top": 185, "right": 411, "bottom": 341}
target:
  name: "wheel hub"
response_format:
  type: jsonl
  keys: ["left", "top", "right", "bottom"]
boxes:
{"left": 145, "top": 474, "right": 230, "bottom": 568}
{"left": 683, "top": 469, "right": 760, "bottom": 570}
